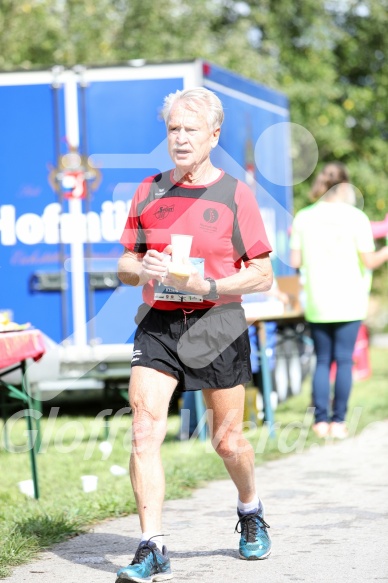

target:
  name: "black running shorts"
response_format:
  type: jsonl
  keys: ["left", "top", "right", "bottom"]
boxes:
{"left": 131, "top": 303, "right": 252, "bottom": 391}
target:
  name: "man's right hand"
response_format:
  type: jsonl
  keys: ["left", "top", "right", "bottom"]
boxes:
{"left": 142, "top": 249, "right": 171, "bottom": 282}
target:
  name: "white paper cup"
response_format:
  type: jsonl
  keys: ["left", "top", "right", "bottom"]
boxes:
{"left": 169, "top": 234, "right": 193, "bottom": 277}
{"left": 171, "top": 234, "right": 193, "bottom": 264}
{"left": 18, "top": 479, "right": 35, "bottom": 498}
{"left": 81, "top": 475, "right": 98, "bottom": 493}
{"left": 98, "top": 441, "right": 113, "bottom": 456}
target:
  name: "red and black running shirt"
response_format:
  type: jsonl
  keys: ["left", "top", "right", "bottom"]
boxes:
{"left": 120, "top": 169, "right": 272, "bottom": 310}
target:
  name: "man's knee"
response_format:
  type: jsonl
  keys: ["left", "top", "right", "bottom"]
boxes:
{"left": 213, "top": 430, "right": 253, "bottom": 459}
{"left": 131, "top": 406, "right": 166, "bottom": 452}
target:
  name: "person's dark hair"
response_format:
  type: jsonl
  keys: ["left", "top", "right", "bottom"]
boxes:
{"left": 309, "top": 162, "right": 350, "bottom": 202}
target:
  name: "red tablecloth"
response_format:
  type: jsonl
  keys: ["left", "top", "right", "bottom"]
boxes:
{"left": 0, "top": 329, "right": 46, "bottom": 370}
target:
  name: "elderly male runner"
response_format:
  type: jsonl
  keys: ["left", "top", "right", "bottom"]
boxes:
{"left": 116, "top": 87, "right": 273, "bottom": 582}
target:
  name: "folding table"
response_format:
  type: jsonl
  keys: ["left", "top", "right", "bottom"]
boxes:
{"left": 0, "top": 329, "right": 46, "bottom": 499}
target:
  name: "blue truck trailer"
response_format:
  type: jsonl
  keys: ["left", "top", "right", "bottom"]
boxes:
{"left": 0, "top": 60, "right": 298, "bottom": 400}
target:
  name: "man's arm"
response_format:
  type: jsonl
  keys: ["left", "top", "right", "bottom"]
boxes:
{"left": 118, "top": 247, "right": 173, "bottom": 286}
{"left": 164, "top": 252, "right": 273, "bottom": 297}
{"left": 216, "top": 253, "right": 273, "bottom": 295}
{"left": 117, "top": 249, "right": 148, "bottom": 287}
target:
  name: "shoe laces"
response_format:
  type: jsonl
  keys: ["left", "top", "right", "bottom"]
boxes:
{"left": 131, "top": 535, "right": 166, "bottom": 565}
{"left": 235, "top": 510, "right": 270, "bottom": 543}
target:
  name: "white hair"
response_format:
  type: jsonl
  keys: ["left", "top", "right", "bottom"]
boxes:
{"left": 161, "top": 87, "right": 224, "bottom": 131}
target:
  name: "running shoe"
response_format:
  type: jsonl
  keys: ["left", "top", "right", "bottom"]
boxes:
{"left": 235, "top": 506, "right": 271, "bottom": 560}
{"left": 116, "top": 539, "right": 173, "bottom": 582}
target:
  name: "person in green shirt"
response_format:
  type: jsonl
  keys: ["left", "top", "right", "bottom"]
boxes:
{"left": 290, "top": 162, "right": 388, "bottom": 439}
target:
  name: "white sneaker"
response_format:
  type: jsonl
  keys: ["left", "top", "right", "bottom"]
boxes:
{"left": 312, "top": 421, "right": 330, "bottom": 438}
{"left": 329, "top": 422, "right": 348, "bottom": 439}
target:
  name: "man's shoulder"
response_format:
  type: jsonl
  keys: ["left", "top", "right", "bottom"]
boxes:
{"left": 215, "top": 171, "right": 239, "bottom": 189}
{"left": 141, "top": 171, "right": 171, "bottom": 186}
{"left": 135, "top": 171, "right": 173, "bottom": 202}
{"left": 149, "top": 170, "right": 173, "bottom": 193}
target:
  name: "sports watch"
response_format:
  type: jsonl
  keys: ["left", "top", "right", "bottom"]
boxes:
{"left": 203, "top": 277, "right": 219, "bottom": 300}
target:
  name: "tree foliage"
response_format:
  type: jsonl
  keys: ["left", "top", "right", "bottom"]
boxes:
{"left": 0, "top": 0, "right": 386, "bottom": 218}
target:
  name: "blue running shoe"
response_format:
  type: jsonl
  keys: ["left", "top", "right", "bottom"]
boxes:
{"left": 235, "top": 506, "right": 271, "bottom": 560}
{"left": 116, "top": 539, "right": 173, "bottom": 582}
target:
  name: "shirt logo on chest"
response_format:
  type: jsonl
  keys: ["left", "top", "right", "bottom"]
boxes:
{"left": 154, "top": 204, "right": 175, "bottom": 220}
{"left": 203, "top": 208, "right": 219, "bottom": 223}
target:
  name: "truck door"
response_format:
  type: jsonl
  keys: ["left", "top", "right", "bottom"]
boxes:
{"left": 0, "top": 72, "right": 65, "bottom": 343}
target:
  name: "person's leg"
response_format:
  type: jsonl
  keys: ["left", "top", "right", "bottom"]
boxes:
{"left": 129, "top": 366, "right": 177, "bottom": 533}
{"left": 116, "top": 366, "right": 177, "bottom": 582}
{"left": 180, "top": 390, "right": 197, "bottom": 438}
{"left": 202, "top": 384, "right": 271, "bottom": 560}
{"left": 203, "top": 384, "right": 255, "bottom": 501}
{"left": 332, "top": 320, "right": 361, "bottom": 423}
{"left": 310, "top": 322, "right": 334, "bottom": 424}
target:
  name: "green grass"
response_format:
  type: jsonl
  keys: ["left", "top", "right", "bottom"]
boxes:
{"left": 1, "top": 346, "right": 387, "bottom": 578}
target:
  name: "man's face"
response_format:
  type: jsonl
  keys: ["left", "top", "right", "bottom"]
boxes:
{"left": 167, "top": 102, "right": 220, "bottom": 173}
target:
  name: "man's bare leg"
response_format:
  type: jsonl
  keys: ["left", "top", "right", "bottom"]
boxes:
{"left": 129, "top": 366, "right": 177, "bottom": 532}
{"left": 203, "top": 385, "right": 271, "bottom": 560}
{"left": 202, "top": 384, "right": 256, "bottom": 502}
